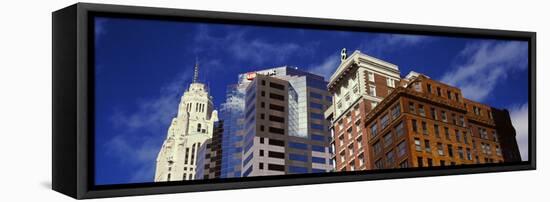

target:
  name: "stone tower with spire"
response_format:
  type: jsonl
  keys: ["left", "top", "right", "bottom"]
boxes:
{"left": 154, "top": 61, "right": 218, "bottom": 181}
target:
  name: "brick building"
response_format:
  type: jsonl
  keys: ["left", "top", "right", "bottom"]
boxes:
{"left": 326, "top": 50, "right": 521, "bottom": 171}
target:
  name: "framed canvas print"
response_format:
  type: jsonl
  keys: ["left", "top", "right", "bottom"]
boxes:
{"left": 52, "top": 3, "right": 536, "bottom": 199}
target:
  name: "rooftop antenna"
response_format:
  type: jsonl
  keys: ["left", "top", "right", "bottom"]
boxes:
{"left": 193, "top": 57, "right": 199, "bottom": 83}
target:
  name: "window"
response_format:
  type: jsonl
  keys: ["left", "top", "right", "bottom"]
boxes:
{"left": 414, "top": 82, "right": 422, "bottom": 92}
{"left": 268, "top": 164, "right": 285, "bottom": 172}
{"left": 197, "top": 123, "right": 202, "bottom": 132}
{"left": 340, "top": 151, "right": 345, "bottom": 163}
{"left": 441, "top": 111, "right": 447, "bottom": 122}
{"left": 368, "top": 71, "right": 374, "bottom": 82}
{"left": 427, "top": 84, "right": 432, "bottom": 93}
{"left": 399, "top": 161, "right": 409, "bottom": 168}
{"left": 310, "top": 92, "right": 323, "bottom": 99}
{"left": 370, "top": 123, "right": 378, "bottom": 137}
{"left": 259, "top": 162, "right": 264, "bottom": 170}
{"left": 397, "top": 141, "right": 407, "bottom": 157}
{"left": 459, "top": 116, "right": 465, "bottom": 127}
{"left": 373, "top": 141, "right": 382, "bottom": 155}
{"left": 437, "top": 143, "right": 444, "bottom": 156}
{"left": 395, "top": 121, "right": 405, "bottom": 137}
{"left": 288, "top": 142, "right": 308, "bottom": 150}
{"left": 387, "top": 78, "right": 396, "bottom": 88}
{"left": 431, "top": 107, "right": 437, "bottom": 120}
{"left": 269, "top": 104, "right": 284, "bottom": 112}
{"left": 455, "top": 129, "right": 461, "bottom": 142}
{"left": 369, "top": 85, "right": 376, "bottom": 97}
{"left": 496, "top": 146, "right": 502, "bottom": 156}
{"left": 348, "top": 143, "right": 354, "bottom": 156}
{"left": 418, "top": 104, "right": 425, "bottom": 116}
{"left": 358, "top": 154, "right": 365, "bottom": 166}
{"left": 381, "top": 114, "right": 390, "bottom": 129}
{"left": 458, "top": 147, "right": 464, "bottom": 159}
{"left": 434, "top": 124, "right": 440, "bottom": 138}
{"left": 440, "top": 160, "right": 446, "bottom": 166}
{"left": 338, "top": 134, "right": 344, "bottom": 146}
{"left": 259, "top": 149, "right": 264, "bottom": 156}
{"left": 467, "top": 148, "right": 472, "bottom": 160}
{"left": 392, "top": 104, "right": 401, "bottom": 119}
{"left": 312, "top": 157, "right": 326, "bottom": 164}
{"left": 268, "top": 139, "right": 285, "bottom": 146}
{"left": 269, "top": 82, "right": 285, "bottom": 90}
{"left": 427, "top": 158, "right": 433, "bottom": 167}
{"left": 311, "top": 123, "right": 325, "bottom": 131}
{"left": 412, "top": 119, "right": 418, "bottom": 132}
{"left": 357, "top": 136, "right": 363, "bottom": 149}
{"left": 422, "top": 121, "right": 428, "bottom": 135}
{"left": 424, "top": 140, "right": 431, "bottom": 152}
{"left": 310, "top": 102, "right": 324, "bottom": 110}
{"left": 386, "top": 150, "right": 395, "bottom": 165}
{"left": 269, "top": 93, "right": 285, "bottom": 101}
{"left": 414, "top": 138, "right": 421, "bottom": 151}
{"left": 437, "top": 87, "right": 442, "bottom": 96}
{"left": 480, "top": 128, "right": 489, "bottom": 139}
{"left": 447, "top": 91, "right": 452, "bottom": 99}
{"left": 444, "top": 127, "right": 450, "bottom": 140}
{"left": 268, "top": 127, "right": 284, "bottom": 135}
{"left": 268, "top": 151, "right": 285, "bottom": 159}
{"left": 269, "top": 115, "right": 284, "bottom": 123}
{"left": 455, "top": 92, "right": 459, "bottom": 101}
{"left": 349, "top": 161, "right": 356, "bottom": 171}
{"left": 375, "top": 159, "right": 384, "bottom": 169}
{"left": 452, "top": 114, "right": 457, "bottom": 125}
{"left": 417, "top": 157, "right": 424, "bottom": 167}
{"left": 289, "top": 153, "right": 307, "bottom": 162}
{"left": 384, "top": 132, "right": 393, "bottom": 147}
{"left": 447, "top": 144, "right": 454, "bottom": 157}
{"left": 409, "top": 102, "right": 415, "bottom": 114}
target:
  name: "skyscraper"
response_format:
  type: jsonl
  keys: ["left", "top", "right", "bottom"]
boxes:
{"left": 155, "top": 63, "right": 219, "bottom": 181}
{"left": 238, "top": 66, "right": 333, "bottom": 177}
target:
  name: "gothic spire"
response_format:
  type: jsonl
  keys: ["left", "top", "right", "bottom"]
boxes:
{"left": 193, "top": 58, "right": 199, "bottom": 83}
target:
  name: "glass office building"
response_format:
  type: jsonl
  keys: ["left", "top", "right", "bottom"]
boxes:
{"left": 236, "top": 66, "right": 334, "bottom": 177}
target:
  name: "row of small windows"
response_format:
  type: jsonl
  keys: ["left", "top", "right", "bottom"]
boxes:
{"left": 185, "top": 102, "right": 207, "bottom": 113}
{"left": 426, "top": 83, "right": 460, "bottom": 102}
{"left": 410, "top": 118, "right": 471, "bottom": 144}
{"left": 309, "top": 92, "right": 331, "bottom": 102}
{"left": 408, "top": 101, "right": 466, "bottom": 127}
{"left": 370, "top": 104, "right": 402, "bottom": 137}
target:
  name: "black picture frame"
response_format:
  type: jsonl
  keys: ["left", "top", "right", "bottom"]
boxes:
{"left": 52, "top": 2, "right": 536, "bottom": 199}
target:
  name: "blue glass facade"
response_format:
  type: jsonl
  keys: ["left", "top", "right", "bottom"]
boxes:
{"left": 219, "top": 83, "right": 248, "bottom": 178}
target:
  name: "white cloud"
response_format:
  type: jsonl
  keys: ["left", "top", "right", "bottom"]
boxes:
{"left": 193, "top": 25, "right": 302, "bottom": 65}
{"left": 307, "top": 54, "right": 340, "bottom": 80}
{"left": 103, "top": 71, "right": 191, "bottom": 183}
{"left": 359, "top": 33, "right": 432, "bottom": 56}
{"left": 508, "top": 103, "right": 529, "bottom": 161}
{"left": 440, "top": 41, "right": 528, "bottom": 102}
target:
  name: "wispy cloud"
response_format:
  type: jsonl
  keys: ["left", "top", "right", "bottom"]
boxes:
{"left": 193, "top": 25, "right": 302, "bottom": 65}
{"left": 508, "top": 103, "right": 529, "bottom": 161}
{"left": 440, "top": 41, "right": 528, "bottom": 102}
{"left": 103, "top": 71, "right": 191, "bottom": 183}
{"left": 307, "top": 52, "right": 340, "bottom": 80}
{"left": 359, "top": 33, "right": 432, "bottom": 57}
{"left": 94, "top": 17, "right": 109, "bottom": 45}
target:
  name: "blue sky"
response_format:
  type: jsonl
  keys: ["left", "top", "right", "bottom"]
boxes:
{"left": 94, "top": 17, "right": 529, "bottom": 185}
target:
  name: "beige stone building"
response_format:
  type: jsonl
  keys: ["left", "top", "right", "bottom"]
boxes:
{"left": 155, "top": 63, "right": 218, "bottom": 181}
